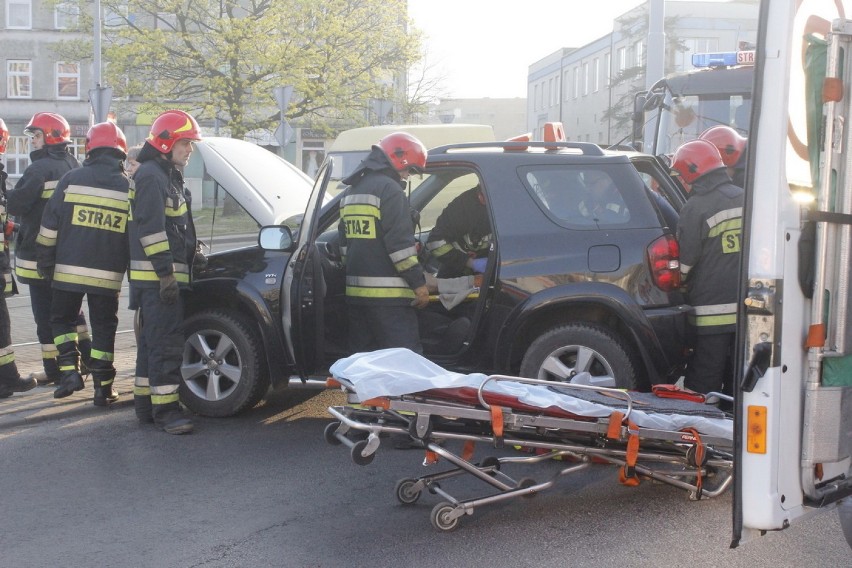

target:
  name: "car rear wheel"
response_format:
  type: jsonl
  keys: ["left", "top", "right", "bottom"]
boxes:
{"left": 180, "top": 310, "right": 269, "bottom": 417}
{"left": 519, "top": 323, "right": 637, "bottom": 389}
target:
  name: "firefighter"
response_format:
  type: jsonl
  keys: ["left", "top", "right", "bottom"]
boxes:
{"left": 425, "top": 184, "right": 491, "bottom": 278}
{"left": 670, "top": 139, "right": 744, "bottom": 395}
{"left": 698, "top": 125, "right": 747, "bottom": 186}
{"left": 128, "top": 109, "right": 200, "bottom": 434}
{"left": 6, "top": 112, "right": 92, "bottom": 386}
{"left": 0, "top": 118, "right": 37, "bottom": 398}
{"left": 36, "top": 122, "right": 130, "bottom": 402}
{"left": 337, "top": 132, "right": 430, "bottom": 354}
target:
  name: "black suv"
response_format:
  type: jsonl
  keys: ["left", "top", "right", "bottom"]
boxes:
{"left": 182, "top": 141, "right": 691, "bottom": 416}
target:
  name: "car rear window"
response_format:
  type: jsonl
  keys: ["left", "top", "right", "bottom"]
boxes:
{"left": 520, "top": 164, "right": 659, "bottom": 229}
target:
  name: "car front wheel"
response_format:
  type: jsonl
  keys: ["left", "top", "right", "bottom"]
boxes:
{"left": 180, "top": 310, "right": 269, "bottom": 417}
{"left": 519, "top": 323, "right": 637, "bottom": 390}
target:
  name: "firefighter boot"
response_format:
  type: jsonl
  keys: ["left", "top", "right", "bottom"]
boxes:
{"left": 92, "top": 371, "right": 119, "bottom": 407}
{"left": 154, "top": 404, "right": 194, "bottom": 435}
{"left": 0, "top": 359, "right": 37, "bottom": 396}
{"left": 53, "top": 370, "right": 84, "bottom": 399}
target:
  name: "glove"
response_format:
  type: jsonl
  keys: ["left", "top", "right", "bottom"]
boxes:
{"left": 470, "top": 258, "right": 488, "bottom": 273}
{"left": 411, "top": 285, "right": 430, "bottom": 309}
{"left": 159, "top": 273, "right": 179, "bottom": 305}
{"left": 193, "top": 249, "right": 208, "bottom": 271}
{"left": 37, "top": 264, "right": 54, "bottom": 281}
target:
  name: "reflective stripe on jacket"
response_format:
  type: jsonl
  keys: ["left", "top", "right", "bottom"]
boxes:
{"left": 35, "top": 153, "right": 130, "bottom": 295}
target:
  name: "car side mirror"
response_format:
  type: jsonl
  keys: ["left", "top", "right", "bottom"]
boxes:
{"left": 258, "top": 225, "right": 296, "bottom": 251}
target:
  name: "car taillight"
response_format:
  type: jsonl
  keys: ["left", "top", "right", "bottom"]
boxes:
{"left": 647, "top": 234, "right": 681, "bottom": 292}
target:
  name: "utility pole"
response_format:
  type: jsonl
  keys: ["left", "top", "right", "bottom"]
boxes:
{"left": 89, "top": 0, "right": 112, "bottom": 124}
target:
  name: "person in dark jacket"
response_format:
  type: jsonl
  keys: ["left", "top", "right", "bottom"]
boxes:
{"left": 36, "top": 122, "right": 131, "bottom": 403}
{"left": 337, "top": 132, "right": 430, "bottom": 354}
{"left": 6, "top": 112, "right": 91, "bottom": 386}
{"left": 671, "top": 139, "right": 744, "bottom": 395}
{"left": 127, "top": 110, "right": 200, "bottom": 434}
{"left": 425, "top": 184, "right": 491, "bottom": 278}
{"left": 0, "top": 118, "right": 37, "bottom": 398}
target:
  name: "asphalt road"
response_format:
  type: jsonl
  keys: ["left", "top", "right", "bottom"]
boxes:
{"left": 2, "top": 386, "right": 851, "bottom": 568}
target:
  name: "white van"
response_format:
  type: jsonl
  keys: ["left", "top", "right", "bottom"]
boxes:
{"left": 326, "top": 124, "right": 495, "bottom": 189}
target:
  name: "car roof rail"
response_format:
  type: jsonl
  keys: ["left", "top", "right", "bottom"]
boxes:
{"left": 429, "top": 141, "right": 605, "bottom": 156}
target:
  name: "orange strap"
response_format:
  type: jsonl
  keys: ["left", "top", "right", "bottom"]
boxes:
{"left": 618, "top": 420, "right": 641, "bottom": 487}
{"left": 424, "top": 450, "right": 439, "bottom": 465}
{"left": 490, "top": 405, "right": 505, "bottom": 447}
{"left": 683, "top": 427, "right": 705, "bottom": 495}
{"left": 359, "top": 397, "right": 390, "bottom": 409}
{"left": 462, "top": 440, "right": 476, "bottom": 462}
{"left": 607, "top": 411, "right": 625, "bottom": 439}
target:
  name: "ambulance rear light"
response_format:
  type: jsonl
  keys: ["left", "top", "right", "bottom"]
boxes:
{"left": 647, "top": 234, "right": 681, "bottom": 292}
{"left": 747, "top": 405, "right": 767, "bottom": 453}
{"left": 692, "top": 50, "right": 755, "bottom": 68}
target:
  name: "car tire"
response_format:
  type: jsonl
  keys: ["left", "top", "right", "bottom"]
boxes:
{"left": 519, "top": 323, "right": 637, "bottom": 390}
{"left": 180, "top": 310, "right": 269, "bottom": 417}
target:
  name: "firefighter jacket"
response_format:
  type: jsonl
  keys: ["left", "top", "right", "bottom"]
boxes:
{"left": 128, "top": 151, "right": 196, "bottom": 289}
{"left": 676, "top": 168, "right": 744, "bottom": 335}
{"left": 35, "top": 152, "right": 130, "bottom": 295}
{"left": 0, "top": 162, "right": 10, "bottom": 287}
{"left": 7, "top": 145, "right": 80, "bottom": 285}
{"left": 337, "top": 147, "right": 425, "bottom": 306}
{"left": 425, "top": 186, "right": 491, "bottom": 278}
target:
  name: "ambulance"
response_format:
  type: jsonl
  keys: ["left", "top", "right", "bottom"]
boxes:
{"left": 737, "top": 0, "right": 852, "bottom": 548}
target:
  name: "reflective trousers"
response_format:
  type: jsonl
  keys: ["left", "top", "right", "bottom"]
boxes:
{"left": 30, "top": 281, "right": 90, "bottom": 380}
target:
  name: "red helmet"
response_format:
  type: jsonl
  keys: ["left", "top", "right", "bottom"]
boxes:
{"left": 24, "top": 112, "right": 71, "bottom": 145}
{"left": 670, "top": 139, "right": 725, "bottom": 185}
{"left": 376, "top": 132, "right": 427, "bottom": 173}
{"left": 86, "top": 121, "right": 128, "bottom": 157}
{"left": 146, "top": 110, "right": 202, "bottom": 154}
{"left": 698, "top": 125, "right": 747, "bottom": 167}
{"left": 0, "top": 118, "right": 9, "bottom": 154}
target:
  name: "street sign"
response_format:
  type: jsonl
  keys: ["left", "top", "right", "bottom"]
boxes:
{"left": 89, "top": 86, "right": 113, "bottom": 124}
{"left": 274, "top": 121, "right": 294, "bottom": 146}
{"left": 273, "top": 85, "right": 294, "bottom": 113}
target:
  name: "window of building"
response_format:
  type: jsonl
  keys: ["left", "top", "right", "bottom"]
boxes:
{"left": 617, "top": 47, "right": 626, "bottom": 74}
{"left": 634, "top": 40, "right": 644, "bottom": 66}
{"left": 104, "top": 4, "right": 129, "bottom": 27}
{"left": 3, "top": 136, "right": 30, "bottom": 178}
{"left": 573, "top": 66, "right": 579, "bottom": 99}
{"left": 56, "top": 62, "right": 80, "bottom": 99}
{"left": 563, "top": 70, "right": 570, "bottom": 101}
{"left": 6, "top": 0, "right": 31, "bottom": 28}
{"left": 67, "top": 137, "right": 86, "bottom": 162}
{"left": 301, "top": 142, "right": 325, "bottom": 178}
{"left": 604, "top": 53, "right": 611, "bottom": 86}
{"left": 7, "top": 60, "right": 32, "bottom": 98}
{"left": 548, "top": 78, "right": 554, "bottom": 106}
{"left": 533, "top": 84, "right": 539, "bottom": 110}
{"left": 54, "top": 2, "right": 79, "bottom": 29}
{"left": 583, "top": 62, "right": 589, "bottom": 96}
{"left": 593, "top": 58, "right": 600, "bottom": 92}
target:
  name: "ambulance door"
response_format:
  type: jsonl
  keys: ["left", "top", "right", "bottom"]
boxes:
{"left": 735, "top": 0, "right": 852, "bottom": 547}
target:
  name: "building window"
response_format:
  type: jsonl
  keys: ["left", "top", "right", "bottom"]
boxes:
{"left": 573, "top": 66, "right": 579, "bottom": 99}
{"left": 563, "top": 70, "right": 570, "bottom": 101}
{"left": 548, "top": 78, "right": 554, "bottom": 106}
{"left": 593, "top": 58, "right": 600, "bottom": 92}
{"left": 104, "top": 4, "right": 129, "bottom": 27}
{"left": 3, "top": 136, "right": 30, "bottom": 178}
{"left": 56, "top": 62, "right": 80, "bottom": 99}
{"left": 301, "top": 142, "right": 325, "bottom": 178}
{"left": 617, "top": 47, "right": 627, "bottom": 74}
{"left": 6, "top": 0, "right": 31, "bottom": 28}
{"left": 634, "top": 40, "right": 644, "bottom": 66}
{"left": 67, "top": 137, "right": 86, "bottom": 162}
{"left": 7, "top": 60, "right": 32, "bottom": 98}
{"left": 54, "top": 2, "right": 79, "bottom": 29}
{"left": 583, "top": 62, "right": 589, "bottom": 96}
{"left": 604, "top": 53, "right": 611, "bottom": 86}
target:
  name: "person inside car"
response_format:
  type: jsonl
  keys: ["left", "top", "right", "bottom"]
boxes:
{"left": 425, "top": 184, "right": 491, "bottom": 279}
{"left": 578, "top": 170, "right": 629, "bottom": 221}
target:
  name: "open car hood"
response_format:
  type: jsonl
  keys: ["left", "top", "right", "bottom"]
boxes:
{"left": 195, "top": 137, "right": 315, "bottom": 226}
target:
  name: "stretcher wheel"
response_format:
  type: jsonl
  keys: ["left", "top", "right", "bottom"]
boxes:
{"left": 430, "top": 502, "right": 461, "bottom": 532}
{"left": 518, "top": 477, "right": 538, "bottom": 498}
{"left": 394, "top": 478, "right": 422, "bottom": 505}
{"left": 479, "top": 456, "right": 501, "bottom": 471}
{"left": 324, "top": 422, "right": 342, "bottom": 446}
{"left": 351, "top": 440, "right": 375, "bottom": 466}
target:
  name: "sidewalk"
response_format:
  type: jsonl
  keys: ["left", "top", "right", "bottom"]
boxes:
{"left": 0, "top": 330, "right": 138, "bottom": 430}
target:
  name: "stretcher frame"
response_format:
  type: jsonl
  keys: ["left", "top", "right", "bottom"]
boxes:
{"left": 325, "top": 374, "right": 734, "bottom": 532}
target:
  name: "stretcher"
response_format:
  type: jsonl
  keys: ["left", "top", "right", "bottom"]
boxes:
{"left": 324, "top": 348, "right": 734, "bottom": 532}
